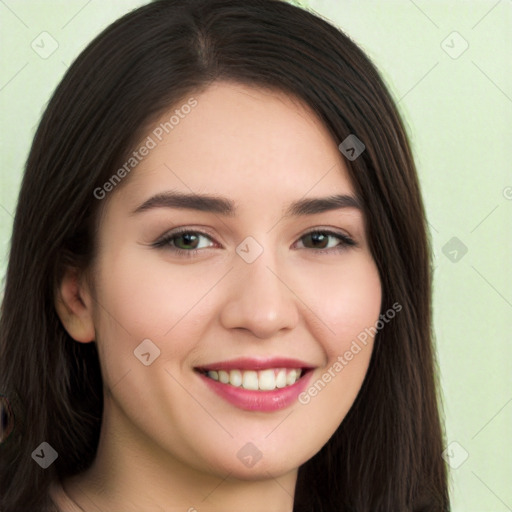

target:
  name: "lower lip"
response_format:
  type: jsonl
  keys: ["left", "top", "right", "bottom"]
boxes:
{"left": 197, "top": 370, "right": 313, "bottom": 412}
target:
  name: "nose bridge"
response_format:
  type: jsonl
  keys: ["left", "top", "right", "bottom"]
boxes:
{"left": 219, "top": 235, "right": 299, "bottom": 337}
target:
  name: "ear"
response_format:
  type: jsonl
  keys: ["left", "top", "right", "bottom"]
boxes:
{"left": 54, "top": 267, "right": 96, "bottom": 343}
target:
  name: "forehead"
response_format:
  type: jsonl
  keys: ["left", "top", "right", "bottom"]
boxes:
{"left": 114, "top": 81, "right": 356, "bottom": 213}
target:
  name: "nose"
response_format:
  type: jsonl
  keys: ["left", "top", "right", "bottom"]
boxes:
{"left": 219, "top": 245, "right": 300, "bottom": 339}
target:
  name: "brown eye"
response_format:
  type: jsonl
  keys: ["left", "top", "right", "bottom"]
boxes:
{"left": 152, "top": 229, "right": 217, "bottom": 258}
{"left": 297, "top": 230, "right": 356, "bottom": 252}
{"left": 302, "top": 231, "right": 330, "bottom": 249}
{"left": 173, "top": 232, "right": 201, "bottom": 250}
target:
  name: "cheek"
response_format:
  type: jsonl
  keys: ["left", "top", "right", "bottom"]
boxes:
{"left": 287, "top": 254, "right": 381, "bottom": 456}
{"left": 87, "top": 248, "right": 225, "bottom": 462}
{"left": 303, "top": 252, "right": 382, "bottom": 353}
{"left": 90, "top": 247, "right": 225, "bottom": 378}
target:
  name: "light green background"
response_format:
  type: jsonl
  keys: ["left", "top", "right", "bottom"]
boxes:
{"left": 0, "top": 1, "right": 511, "bottom": 510}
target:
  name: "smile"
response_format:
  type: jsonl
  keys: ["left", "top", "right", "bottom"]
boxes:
{"left": 202, "top": 368, "right": 303, "bottom": 390}
{"left": 195, "top": 357, "right": 315, "bottom": 411}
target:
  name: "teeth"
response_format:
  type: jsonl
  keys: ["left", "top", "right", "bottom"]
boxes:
{"left": 258, "top": 369, "right": 275, "bottom": 390}
{"left": 242, "top": 371, "right": 259, "bottom": 390}
{"left": 206, "top": 368, "right": 303, "bottom": 390}
{"left": 286, "top": 369, "right": 298, "bottom": 386}
{"left": 229, "top": 369, "right": 242, "bottom": 387}
{"left": 275, "top": 369, "right": 287, "bottom": 388}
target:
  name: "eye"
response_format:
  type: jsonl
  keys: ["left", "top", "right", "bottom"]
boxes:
{"left": 152, "top": 228, "right": 216, "bottom": 257}
{"left": 152, "top": 227, "right": 357, "bottom": 258}
{"left": 295, "top": 229, "right": 356, "bottom": 253}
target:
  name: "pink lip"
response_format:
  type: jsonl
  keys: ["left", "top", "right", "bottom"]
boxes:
{"left": 195, "top": 357, "right": 314, "bottom": 372}
{"left": 195, "top": 358, "right": 315, "bottom": 412}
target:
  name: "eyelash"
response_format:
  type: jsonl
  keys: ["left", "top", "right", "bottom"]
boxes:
{"left": 152, "top": 227, "right": 357, "bottom": 258}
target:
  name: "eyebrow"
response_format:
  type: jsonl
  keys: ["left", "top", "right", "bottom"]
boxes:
{"left": 131, "top": 191, "right": 363, "bottom": 217}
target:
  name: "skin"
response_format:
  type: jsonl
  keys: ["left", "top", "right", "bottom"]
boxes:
{"left": 55, "top": 81, "right": 382, "bottom": 512}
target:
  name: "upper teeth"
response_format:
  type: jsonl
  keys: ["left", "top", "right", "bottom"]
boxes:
{"left": 206, "top": 368, "right": 302, "bottom": 390}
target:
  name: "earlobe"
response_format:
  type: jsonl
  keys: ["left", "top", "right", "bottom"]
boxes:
{"left": 54, "top": 268, "right": 96, "bottom": 343}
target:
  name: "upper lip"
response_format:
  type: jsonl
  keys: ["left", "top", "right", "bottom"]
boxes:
{"left": 195, "top": 357, "right": 315, "bottom": 372}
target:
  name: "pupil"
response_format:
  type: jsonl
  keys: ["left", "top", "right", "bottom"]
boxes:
{"left": 180, "top": 233, "right": 197, "bottom": 249}
{"left": 310, "top": 232, "right": 327, "bottom": 248}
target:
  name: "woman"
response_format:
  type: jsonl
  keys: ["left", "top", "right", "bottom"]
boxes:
{"left": 0, "top": 0, "right": 449, "bottom": 510}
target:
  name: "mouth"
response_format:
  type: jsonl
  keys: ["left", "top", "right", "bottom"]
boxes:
{"left": 196, "top": 367, "right": 308, "bottom": 391}
{"left": 194, "top": 357, "right": 315, "bottom": 411}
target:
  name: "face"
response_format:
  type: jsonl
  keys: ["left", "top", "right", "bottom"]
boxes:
{"left": 83, "top": 81, "right": 381, "bottom": 480}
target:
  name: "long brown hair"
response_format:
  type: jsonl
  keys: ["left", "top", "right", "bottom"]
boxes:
{"left": 0, "top": 1, "right": 449, "bottom": 510}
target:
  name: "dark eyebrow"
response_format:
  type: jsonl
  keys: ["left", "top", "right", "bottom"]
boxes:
{"left": 131, "top": 192, "right": 236, "bottom": 216}
{"left": 284, "top": 194, "right": 363, "bottom": 217}
{"left": 131, "top": 191, "right": 363, "bottom": 217}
